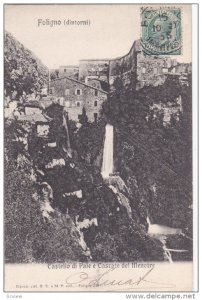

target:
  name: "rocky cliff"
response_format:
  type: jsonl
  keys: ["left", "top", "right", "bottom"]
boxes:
{"left": 4, "top": 31, "right": 48, "bottom": 101}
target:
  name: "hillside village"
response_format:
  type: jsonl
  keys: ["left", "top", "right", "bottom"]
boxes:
{"left": 5, "top": 31, "right": 191, "bottom": 127}
{"left": 4, "top": 31, "right": 193, "bottom": 263}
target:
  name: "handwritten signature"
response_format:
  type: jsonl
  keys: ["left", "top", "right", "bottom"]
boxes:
{"left": 65, "top": 266, "right": 176, "bottom": 290}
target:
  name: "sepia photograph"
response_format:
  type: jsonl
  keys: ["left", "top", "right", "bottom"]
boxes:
{"left": 3, "top": 3, "right": 197, "bottom": 292}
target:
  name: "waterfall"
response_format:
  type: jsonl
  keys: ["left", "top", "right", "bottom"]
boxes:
{"left": 147, "top": 216, "right": 182, "bottom": 235}
{"left": 163, "top": 245, "right": 173, "bottom": 263}
{"left": 63, "top": 114, "right": 72, "bottom": 158}
{"left": 147, "top": 216, "right": 151, "bottom": 226}
{"left": 147, "top": 217, "right": 189, "bottom": 263}
{"left": 101, "top": 124, "right": 114, "bottom": 179}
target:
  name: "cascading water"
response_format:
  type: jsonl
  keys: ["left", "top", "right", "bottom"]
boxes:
{"left": 63, "top": 114, "right": 72, "bottom": 158}
{"left": 101, "top": 124, "right": 114, "bottom": 179}
{"left": 147, "top": 216, "right": 189, "bottom": 263}
{"left": 147, "top": 216, "right": 182, "bottom": 235}
{"left": 161, "top": 238, "right": 173, "bottom": 263}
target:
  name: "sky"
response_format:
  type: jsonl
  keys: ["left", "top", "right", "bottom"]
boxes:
{"left": 5, "top": 4, "right": 192, "bottom": 69}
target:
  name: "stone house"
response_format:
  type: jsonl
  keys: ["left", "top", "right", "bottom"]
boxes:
{"left": 36, "top": 121, "right": 50, "bottom": 137}
{"left": 84, "top": 78, "right": 109, "bottom": 92}
{"left": 54, "top": 40, "right": 191, "bottom": 92}
{"left": 50, "top": 76, "right": 108, "bottom": 122}
{"left": 16, "top": 100, "right": 52, "bottom": 137}
{"left": 24, "top": 101, "right": 42, "bottom": 115}
{"left": 59, "top": 65, "right": 79, "bottom": 79}
{"left": 40, "top": 95, "right": 64, "bottom": 108}
{"left": 78, "top": 59, "right": 109, "bottom": 83}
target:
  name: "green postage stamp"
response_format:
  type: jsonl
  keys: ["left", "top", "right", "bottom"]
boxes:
{"left": 141, "top": 7, "right": 182, "bottom": 55}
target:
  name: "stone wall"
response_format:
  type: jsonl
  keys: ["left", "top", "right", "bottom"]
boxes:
{"left": 59, "top": 65, "right": 79, "bottom": 80}
{"left": 56, "top": 40, "right": 191, "bottom": 92}
{"left": 59, "top": 43, "right": 170, "bottom": 90}
{"left": 136, "top": 53, "right": 179, "bottom": 90}
{"left": 78, "top": 59, "right": 109, "bottom": 83}
{"left": 109, "top": 40, "right": 141, "bottom": 88}
{"left": 84, "top": 78, "right": 103, "bottom": 90}
{"left": 170, "top": 63, "right": 192, "bottom": 75}
{"left": 50, "top": 77, "right": 108, "bottom": 122}
{"left": 36, "top": 124, "right": 50, "bottom": 137}
{"left": 150, "top": 95, "right": 183, "bottom": 125}
{"left": 25, "top": 106, "right": 42, "bottom": 116}
{"left": 40, "top": 96, "right": 54, "bottom": 109}
{"left": 108, "top": 40, "right": 182, "bottom": 90}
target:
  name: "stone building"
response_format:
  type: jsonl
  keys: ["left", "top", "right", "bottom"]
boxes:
{"left": 40, "top": 95, "right": 55, "bottom": 109}
{"left": 49, "top": 76, "right": 108, "bottom": 122}
{"left": 108, "top": 40, "right": 183, "bottom": 90}
{"left": 150, "top": 95, "right": 183, "bottom": 125}
{"left": 59, "top": 65, "right": 79, "bottom": 79}
{"left": 17, "top": 105, "right": 51, "bottom": 138}
{"left": 36, "top": 121, "right": 50, "bottom": 138}
{"left": 55, "top": 39, "right": 191, "bottom": 92}
{"left": 136, "top": 53, "right": 177, "bottom": 89}
{"left": 50, "top": 39, "right": 192, "bottom": 122}
{"left": 109, "top": 40, "right": 140, "bottom": 88}
{"left": 24, "top": 101, "right": 42, "bottom": 115}
{"left": 85, "top": 78, "right": 109, "bottom": 92}
{"left": 78, "top": 59, "right": 109, "bottom": 83}
{"left": 74, "top": 40, "right": 181, "bottom": 90}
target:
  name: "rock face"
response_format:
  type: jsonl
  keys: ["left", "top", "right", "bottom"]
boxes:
{"left": 4, "top": 31, "right": 48, "bottom": 101}
{"left": 4, "top": 32, "right": 192, "bottom": 263}
{"left": 4, "top": 125, "right": 91, "bottom": 263}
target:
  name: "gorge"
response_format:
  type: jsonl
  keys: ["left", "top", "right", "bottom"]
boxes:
{"left": 4, "top": 31, "right": 193, "bottom": 264}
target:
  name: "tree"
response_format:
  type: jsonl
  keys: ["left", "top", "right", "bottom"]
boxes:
{"left": 79, "top": 107, "right": 88, "bottom": 126}
{"left": 5, "top": 120, "right": 89, "bottom": 263}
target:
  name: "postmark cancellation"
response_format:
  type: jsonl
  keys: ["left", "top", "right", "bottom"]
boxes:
{"left": 141, "top": 7, "right": 182, "bottom": 56}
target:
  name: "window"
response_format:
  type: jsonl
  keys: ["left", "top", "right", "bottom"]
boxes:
{"left": 65, "top": 89, "right": 70, "bottom": 96}
{"left": 95, "top": 90, "right": 98, "bottom": 96}
{"left": 94, "top": 113, "right": 98, "bottom": 122}
{"left": 64, "top": 68, "right": 66, "bottom": 72}
{"left": 76, "top": 102, "right": 81, "bottom": 107}
{"left": 142, "top": 67, "right": 146, "bottom": 74}
{"left": 94, "top": 100, "right": 98, "bottom": 107}
{"left": 75, "top": 89, "right": 82, "bottom": 95}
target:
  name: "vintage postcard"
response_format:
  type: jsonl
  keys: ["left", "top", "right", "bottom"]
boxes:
{"left": 4, "top": 3, "right": 197, "bottom": 292}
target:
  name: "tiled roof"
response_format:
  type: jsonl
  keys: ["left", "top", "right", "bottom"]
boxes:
{"left": 24, "top": 100, "right": 41, "bottom": 108}
{"left": 51, "top": 76, "right": 108, "bottom": 94}
{"left": 17, "top": 113, "right": 51, "bottom": 123}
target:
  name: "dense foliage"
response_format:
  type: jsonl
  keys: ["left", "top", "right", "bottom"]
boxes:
{"left": 4, "top": 31, "right": 48, "bottom": 100}
{"left": 42, "top": 105, "right": 165, "bottom": 261}
{"left": 5, "top": 121, "right": 89, "bottom": 263}
{"left": 4, "top": 32, "right": 192, "bottom": 262}
{"left": 102, "top": 75, "right": 192, "bottom": 234}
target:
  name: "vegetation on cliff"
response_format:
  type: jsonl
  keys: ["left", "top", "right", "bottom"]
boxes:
{"left": 5, "top": 121, "right": 89, "bottom": 263}
{"left": 102, "top": 74, "right": 192, "bottom": 238}
{"left": 4, "top": 31, "right": 48, "bottom": 101}
{"left": 4, "top": 33, "right": 192, "bottom": 262}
